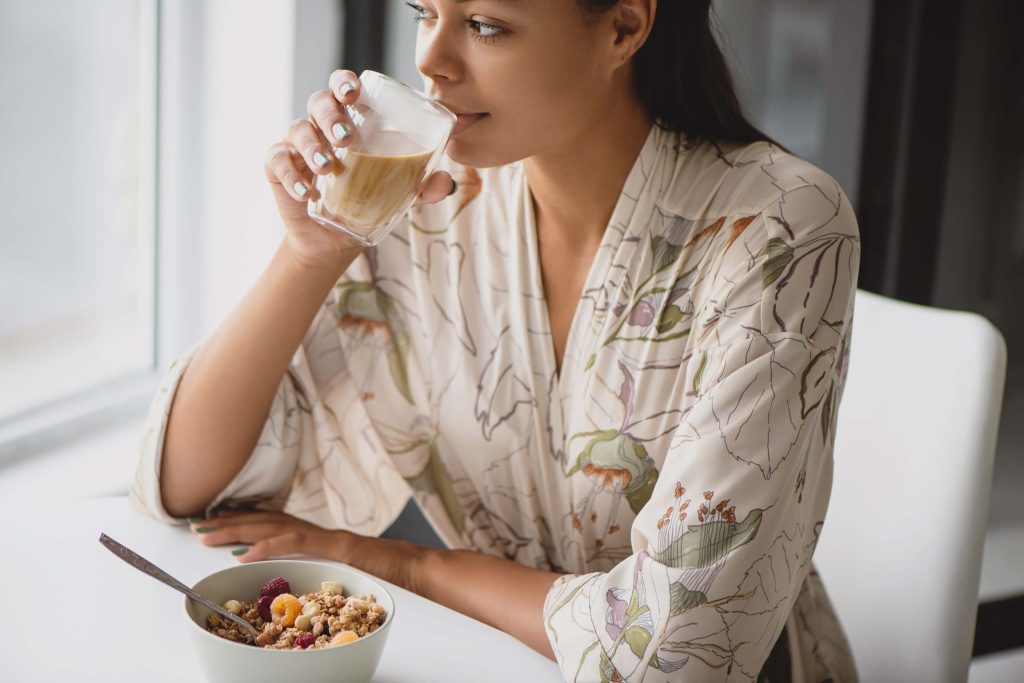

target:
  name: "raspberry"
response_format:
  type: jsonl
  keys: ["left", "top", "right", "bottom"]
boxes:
{"left": 259, "top": 576, "right": 291, "bottom": 600}
{"left": 257, "top": 595, "right": 274, "bottom": 621}
{"left": 293, "top": 632, "right": 316, "bottom": 649}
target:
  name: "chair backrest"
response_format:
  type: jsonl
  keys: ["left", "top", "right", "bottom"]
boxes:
{"left": 814, "top": 290, "right": 1007, "bottom": 683}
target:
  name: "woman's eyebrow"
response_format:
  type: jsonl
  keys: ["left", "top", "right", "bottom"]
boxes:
{"left": 453, "top": 0, "right": 525, "bottom": 5}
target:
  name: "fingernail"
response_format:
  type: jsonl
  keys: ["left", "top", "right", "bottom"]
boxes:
{"left": 338, "top": 83, "right": 355, "bottom": 99}
{"left": 293, "top": 181, "right": 309, "bottom": 198}
{"left": 195, "top": 527, "right": 216, "bottom": 534}
{"left": 448, "top": 179, "right": 459, "bottom": 197}
{"left": 231, "top": 547, "right": 249, "bottom": 556}
{"left": 332, "top": 122, "right": 351, "bottom": 142}
{"left": 187, "top": 516, "right": 205, "bottom": 523}
{"left": 313, "top": 151, "right": 331, "bottom": 168}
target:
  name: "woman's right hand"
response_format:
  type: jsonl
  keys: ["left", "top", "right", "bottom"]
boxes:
{"left": 264, "top": 69, "right": 457, "bottom": 270}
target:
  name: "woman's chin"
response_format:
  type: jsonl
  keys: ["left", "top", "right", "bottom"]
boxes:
{"left": 445, "top": 140, "right": 522, "bottom": 170}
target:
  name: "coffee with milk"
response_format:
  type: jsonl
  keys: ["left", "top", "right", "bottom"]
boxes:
{"left": 319, "top": 130, "right": 432, "bottom": 235}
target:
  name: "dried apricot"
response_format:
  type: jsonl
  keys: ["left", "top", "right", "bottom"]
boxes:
{"left": 270, "top": 593, "right": 301, "bottom": 627}
{"left": 329, "top": 630, "right": 358, "bottom": 647}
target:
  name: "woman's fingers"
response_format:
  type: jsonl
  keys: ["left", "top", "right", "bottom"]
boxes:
{"left": 191, "top": 521, "right": 290, "bottom": 547}
{"left": 307, "top": 89, "right": 355, "bottom": 148}
{"left": 236, "top": 531, "right": 317, "bottom": 562}
{"left": 287, "top": 118, "right": 337, "bottom": 178}
{"left": 264, "top": 142, "right": 319, "bottom": 201}
{"left": 415, "top": 171, "right": 457, "bottom": 206}
{"left": 327, "top": 69, "right": 361, "bottom": 105}
{"left": 189, "top": 511, "right": 319, "bottom": 547}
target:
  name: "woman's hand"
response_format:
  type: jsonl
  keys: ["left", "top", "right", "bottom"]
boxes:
{"left": 264, "top": 69, "right": 457, "bottom": 271}
{"left": 190, "top": 509, "right": 560, "bottom": 659}
{"left": 188, "top": 510, "right": 425, "bottom": 592}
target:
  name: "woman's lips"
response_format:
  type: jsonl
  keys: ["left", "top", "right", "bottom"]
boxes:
{"left": 453, "top": 113, "right": 487, "bottom": 135}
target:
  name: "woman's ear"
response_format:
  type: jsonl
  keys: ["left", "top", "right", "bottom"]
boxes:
{"left": 610, "top": 0, "right": 655, "bottom": 64}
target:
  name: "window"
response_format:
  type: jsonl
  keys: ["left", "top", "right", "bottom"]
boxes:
{"left": 0, "top": 0, "right": 345, "bottom": 458}
{"left": 0, "top": 0, "right": 157, "bottom": 425}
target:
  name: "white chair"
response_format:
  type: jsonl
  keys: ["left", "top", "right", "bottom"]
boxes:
{"left": 814, "top": 290, "right": 1007, "bottom": 683}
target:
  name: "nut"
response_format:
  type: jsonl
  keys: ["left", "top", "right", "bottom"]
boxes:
{"left": 294, "top": 614, "right": 314, "bottom": 632}
{"left": 321, "top": 581, "right": 343, "bottom": 595}
{"left": 301, "top": 601, "right": 321, "bottom": 617}
{"left": 223, "top": 600, "right": 244, "bottom": 615}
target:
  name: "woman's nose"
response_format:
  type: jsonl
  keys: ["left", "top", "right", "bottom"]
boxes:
{"left": 414, "top": 20, "right": 462, "bottom": 86}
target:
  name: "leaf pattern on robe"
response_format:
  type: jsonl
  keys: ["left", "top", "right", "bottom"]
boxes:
{"left": 334, "top": 281, "right": 413, "bottom": 404}
{"left": 132, "top": 126, "right": 861, "bottom": 683}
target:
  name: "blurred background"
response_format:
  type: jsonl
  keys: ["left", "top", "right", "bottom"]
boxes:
{"left": 0, "top": 1, "right": 1020, "bottom": 678}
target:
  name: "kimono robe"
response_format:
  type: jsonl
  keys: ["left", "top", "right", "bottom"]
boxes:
{"left": 132, "top": 125, "right": 861, "bottom": 682}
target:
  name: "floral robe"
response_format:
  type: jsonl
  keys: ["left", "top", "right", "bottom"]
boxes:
{"left": 132, "top": 125, "right": 861, "bottom": 682}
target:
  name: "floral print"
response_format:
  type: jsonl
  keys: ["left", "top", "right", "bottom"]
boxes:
{"left": 132, "top": 125, "right": 859, "bottom": 681}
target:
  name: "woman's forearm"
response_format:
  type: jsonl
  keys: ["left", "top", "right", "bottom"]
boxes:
{"left": 159, "top": 239, "right": 359, "bottom": 518}
{"left": 414, "top": 547, "right": 563, "bottom": 660}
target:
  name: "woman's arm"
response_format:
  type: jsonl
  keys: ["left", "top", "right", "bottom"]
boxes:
{"left": 415, "top": 548, "right": 563, "bottom": 659}
{"left": 158, "top": 70, "right": 456, "bottom": 519}
{"left": 189, "top": 510, "right": 562, "bottom": 659}
{"left": 160, "top": 240, "right": 359, "bottom": 518}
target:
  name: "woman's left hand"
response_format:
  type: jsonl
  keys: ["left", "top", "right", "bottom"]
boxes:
{"left": 188, "top": 511, "right": 424, "bottom": 592}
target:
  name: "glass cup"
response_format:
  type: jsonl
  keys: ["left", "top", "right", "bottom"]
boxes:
{"left": 306, "top": 70, "right": 456, "bottom": 247}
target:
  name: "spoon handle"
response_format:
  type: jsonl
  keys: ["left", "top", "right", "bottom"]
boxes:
{"left": 98, "top": 533, "right": 259, "bottom": 641}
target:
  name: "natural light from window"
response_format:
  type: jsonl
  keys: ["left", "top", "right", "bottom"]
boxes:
{"left": 0, "top": 0, "right": 154, "bottom": 421}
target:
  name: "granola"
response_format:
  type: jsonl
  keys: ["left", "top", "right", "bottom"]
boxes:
{"left": 206, "top": 576, "right": 387, "bottom": 650}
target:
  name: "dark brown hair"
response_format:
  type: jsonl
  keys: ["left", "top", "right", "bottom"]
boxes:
{"left": 579, "top": 0, "right": 775, "bottom": 146}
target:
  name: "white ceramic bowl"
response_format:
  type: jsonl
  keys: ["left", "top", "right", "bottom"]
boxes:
{"left": 184, "top": 559, "right": 395, "bottom": 683}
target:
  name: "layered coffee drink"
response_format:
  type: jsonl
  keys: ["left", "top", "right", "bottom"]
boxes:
{"left": 319, "top": 130, "right": 432, "bottom": 235}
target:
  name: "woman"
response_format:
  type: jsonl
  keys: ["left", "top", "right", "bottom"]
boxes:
{"left": 132, "top": 0, "right": 860, "bottom": 680}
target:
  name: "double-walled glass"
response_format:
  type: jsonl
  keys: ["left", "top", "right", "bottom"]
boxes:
{"left": 307, "top": 71, "right": 456, "bottom": 246}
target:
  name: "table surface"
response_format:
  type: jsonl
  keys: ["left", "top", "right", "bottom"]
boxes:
{"left": 0, "top": 497, "right": 562, "bottom": 682}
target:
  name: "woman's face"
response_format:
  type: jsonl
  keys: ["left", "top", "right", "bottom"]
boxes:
{"left": 410, "top": 0, "right": 624, "bottom": 168}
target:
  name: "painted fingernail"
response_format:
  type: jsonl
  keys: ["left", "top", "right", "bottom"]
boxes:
{"left": 231, "top": 547, "right": 249, "bottom": 556}
{"left": 187, "top": 516, "right": 205, "bottom": 523}
{"left": 293, "top": 181, "right": 309, "bottom": 198}
{"left": 332, "top": 122, "right": 351, "bottom": 142}
{"left": 313, "top": 151, "right": 331, "bottom": 168}
{"left": 195, "top": 527, "right": 216, "bottom": 534}
{"left": 448, "top": 179, "right": 459, "bottom": 197}
{"left": 338, "top": 82, "right": 355, "bottom": 99}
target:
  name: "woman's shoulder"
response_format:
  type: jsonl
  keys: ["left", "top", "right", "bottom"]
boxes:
{"left": 647, "top": 132, "right": 860, "bottom": 350}
{"left": 660, "top": 133, "right": 858, "bottom": 242}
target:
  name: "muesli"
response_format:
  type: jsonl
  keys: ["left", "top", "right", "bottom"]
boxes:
{"left": 206, "top": 576, "right": 386, "bottom": 650}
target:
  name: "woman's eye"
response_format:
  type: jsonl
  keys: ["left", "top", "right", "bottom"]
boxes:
{"left": 405, "top": 1, "right": 431, "bottom": 21}
{"left": 469, "top": 20, "right": 506, "bottom": 41}
{"left": 405, "top": 3, "right": 506, "bottom": 42}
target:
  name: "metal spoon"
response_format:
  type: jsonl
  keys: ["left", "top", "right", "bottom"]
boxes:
{"left": 98, "top": 532, "right": 261, "bottom": 643}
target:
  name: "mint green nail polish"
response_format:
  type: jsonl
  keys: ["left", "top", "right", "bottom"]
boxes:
{"left": 293, "top": 181, "right": 309, "bottom": 198}
{"left": 187, "top": 516, "right": 204, "bottom": 523}
{"left": 231, "top": 547, "right": 249, "bottom": 556}
{"left": 195, "top": 527, "right": 216, "bottom": 534}
{"left": 313, "top": 151, "right": 331, "bottom": 168}
{"left": 332, "top": 122, "right": 351, "bottom": 142}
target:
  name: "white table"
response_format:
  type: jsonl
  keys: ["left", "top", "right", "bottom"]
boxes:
{"left": 0, "top": 496, "right": 562, "bottom": 682}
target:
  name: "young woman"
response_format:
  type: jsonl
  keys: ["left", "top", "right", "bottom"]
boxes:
{"left": 132, "top": 1, "right": 860, "bottom": 680}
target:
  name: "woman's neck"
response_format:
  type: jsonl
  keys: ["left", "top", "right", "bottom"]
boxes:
{"left": 523, "top": 95, "right": 653, "bottom": 252}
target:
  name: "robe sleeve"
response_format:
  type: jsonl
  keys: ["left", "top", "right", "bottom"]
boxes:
{"left": 543, "top": 183, "right": 860, "bottom": 682}
{"left": 129, "top": 253, "right": 413, "bottom": 535}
